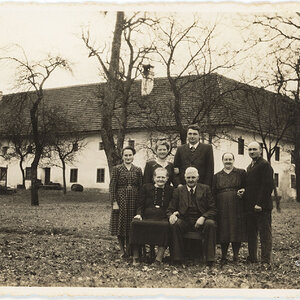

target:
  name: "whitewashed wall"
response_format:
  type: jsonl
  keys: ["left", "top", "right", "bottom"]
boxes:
{"left": 0, "top": 129, "right": 296, "bottom": 199}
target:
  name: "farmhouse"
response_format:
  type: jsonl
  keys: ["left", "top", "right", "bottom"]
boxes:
{"left": 0, "top": 74, "right": 296, "bottom": 199}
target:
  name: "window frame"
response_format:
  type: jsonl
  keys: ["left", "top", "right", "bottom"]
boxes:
{"left": 70, "top": 168, "right": 78, "bottom": 183}
{"left": 96, "top": 168, "right": 105, "bottom": 183}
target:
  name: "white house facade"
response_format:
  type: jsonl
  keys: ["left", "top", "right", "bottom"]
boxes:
{"left": 0, "top": 127, "right": 296, "bottom": 199}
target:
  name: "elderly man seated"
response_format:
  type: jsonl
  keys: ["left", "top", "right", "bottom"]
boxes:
{"left": 167, "top": 167, "right": 217, "bottom": 266}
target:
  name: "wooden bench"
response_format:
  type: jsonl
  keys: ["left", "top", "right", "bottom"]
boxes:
{"left": 183, "top": 231, "right": 204, "bottom": 260}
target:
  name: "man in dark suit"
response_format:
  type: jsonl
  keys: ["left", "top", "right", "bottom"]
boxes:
{"left": 167, "top": 167, "right": 217, "bottom": 266}
{"left": 173, "top": 124, "right": 214, "bottom": 187}
{"left": 244, "top": 141, "right": 274, "bottom": 265}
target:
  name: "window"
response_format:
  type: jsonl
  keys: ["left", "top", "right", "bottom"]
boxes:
{"left": 25, "top": 167, "right": 31, "bottom": 180}
{"left": 27, "top": 145, "right": 33, "bottom": 153}
{"left": 238, "top": 138, "right": 244, "bottom": 155}
{"left": 128, "top": 139, "right": 135, "bottom": 149}
{"left": 99, "top": 142, "right": 104, "bottom": 151}
{"left": 0, "top": 167, "right": 7, "bottom": 181}
{"left": 291, "top": 175, "right": 296, "bottom": 189}
{"left": 70, "top": 168, "right": 78, "bottom": 183}
{"left": 259, "top": 143, "right": 264, "bottom": 158}
{"left": 2, "top": 146, "right": 8, "bottom": 155}
{"left": 274, "top": 173, "right": 279, "bottom": 188}
{"left": 291, "top": 150, "right": 295, "bottom": 164}
{"left": 275, "top": 147, "right": 280, "bottom": 161}
{"left": 97, "top": 168, "right": 105, "bottom": 183}
{"left": 73, "top": 142, "right": 78, "bottom": 152}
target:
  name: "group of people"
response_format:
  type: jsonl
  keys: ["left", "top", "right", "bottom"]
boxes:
{"left": 109, "top": 124, "right": 274, "bottom": 267}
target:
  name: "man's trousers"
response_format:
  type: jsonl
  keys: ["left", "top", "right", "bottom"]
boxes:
{"left": 169, "top": 218, "right": 216, "bottom": 262}
{"left": 246, "top": 211, "right": 272, "bottom": 263}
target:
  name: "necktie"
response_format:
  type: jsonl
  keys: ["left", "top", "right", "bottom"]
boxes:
{"left": 190, "top": 189, "right": 195, "bottom": 203}
{"left": 191, "top": 146, "right": 195, "bottom": 152}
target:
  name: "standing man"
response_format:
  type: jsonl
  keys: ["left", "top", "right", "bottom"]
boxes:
{"left": 173, "top": 124, "right": 214, "bottom": 187}
{"left": 244, "top": 141, "right": 274, "bottom": 266}
{"left": 167, "top": 167, "right": 217, "bottom": 266}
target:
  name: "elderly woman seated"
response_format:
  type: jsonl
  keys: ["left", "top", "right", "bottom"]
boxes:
{"left": 130, "top": 168, "right": 174, "bottom": 265}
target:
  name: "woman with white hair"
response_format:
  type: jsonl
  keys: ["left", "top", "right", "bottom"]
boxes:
{"left": 130, "top": 167, "right": 174, "bottom": 265}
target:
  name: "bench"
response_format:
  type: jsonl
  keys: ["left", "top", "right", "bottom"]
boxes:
{"left": 183, "top": 231, "right": 204, "bottom": 260}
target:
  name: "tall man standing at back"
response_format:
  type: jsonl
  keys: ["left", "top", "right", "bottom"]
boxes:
{"left": 245, "top": 141, "right": 274, "bottom": 266}
{"left": 174, "top": 124, "right": 214, "bottom": 188}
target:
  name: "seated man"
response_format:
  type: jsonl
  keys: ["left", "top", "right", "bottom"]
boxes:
{"left": 167, "top": 167, "right": 217, "bottom": 266}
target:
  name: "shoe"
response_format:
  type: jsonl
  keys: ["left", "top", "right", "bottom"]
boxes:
{"left": 233, "top": 255, "right": 239, "bottom": 262}
{"left": 246, "top": 256, "right": 258, "bottom": 263}
{"left": 220, "top": 258, "right": 227, "bottom": 266}
{"left": 153, "top": 260, "right": 162, "bottom": 267}
{"left": 206, "top": 261, "right": 214, "bottom": 268}
{"left": 132, "top": 258, "right": 139, "bottom": 266}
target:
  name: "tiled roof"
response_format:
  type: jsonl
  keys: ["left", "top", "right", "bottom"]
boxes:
{"left": 0, "top": 73, "right": 294, "bottom": 140}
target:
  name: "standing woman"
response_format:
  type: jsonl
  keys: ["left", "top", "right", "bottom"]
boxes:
{"left": 143, "top": 142, "right": 174, "bottom": 186}
{"left": 212, "top": 152, "right": 247, "bottom": 264}
{"left": 109, "top": 146, "right": 143, "bottom": 258}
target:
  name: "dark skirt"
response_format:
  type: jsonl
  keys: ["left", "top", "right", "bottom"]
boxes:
{"left": 130, "top": 207, "right": 170, "bottom": 246}
{"left": 216, "top": 190, "right": 247, "bottom": 243}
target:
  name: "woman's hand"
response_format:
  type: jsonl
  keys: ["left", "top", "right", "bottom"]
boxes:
{"left": 112, "top": 202, "right": 119, "bottom": 210}
{"left": 134, "top": 214, "right": 142, "bottom": 220}
{"left": 169, "top": 212, "right": 179, "bottom": 224}
{"left": 237, "top": 188, "right": 245, "bottom": 198}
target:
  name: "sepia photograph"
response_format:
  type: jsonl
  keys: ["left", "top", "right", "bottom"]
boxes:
{"left": 0, "top": 1, "right": 299, "bottom": 297}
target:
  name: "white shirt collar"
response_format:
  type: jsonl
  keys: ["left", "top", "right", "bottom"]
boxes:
{"left": 186, "top": 186, "right": 196, "bottom": 193}
{"left": 189, "top": 142, "right": 199, "bottom": 149}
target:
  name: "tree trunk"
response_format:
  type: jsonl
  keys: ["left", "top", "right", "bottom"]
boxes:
{"left": 266, "top": 153, "right": 280, "bottom": 211}
{"left": 295, "top": 103, "right": 300, "bottom": 202}
{"left": 19, "top": 158, "right": 25, "bottom": 188}
{"left": 30, "top": 155, "right": 40, "bottom": 206}
{"left": 62, "top": 160, "right": 67, "bottom": 194}
{"left": 170, "top": 82, "right": 186, "bottom": 144}
{"left": 101, "top": 11, "right": 124, "bottom": 177}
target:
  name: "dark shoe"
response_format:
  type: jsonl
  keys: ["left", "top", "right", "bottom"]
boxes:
{"left": 246, "top": 256, "right": 258, "bottom": 263}
{"left": 132, "top": 258, "right": 140, "bottom": 266}
{"left": 220, "top": 258, "right": 228, "bottom": 267}
{"left": 206, "top": 261, "right": 214, "bottom": 268}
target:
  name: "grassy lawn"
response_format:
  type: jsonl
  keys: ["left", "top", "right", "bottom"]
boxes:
{"left": 0, "top": 189, "right": 299, "bottom": 288}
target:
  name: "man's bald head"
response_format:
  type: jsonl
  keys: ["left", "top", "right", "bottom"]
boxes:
{"left": 248, "top": 141, "right": 262, "bottom": 160}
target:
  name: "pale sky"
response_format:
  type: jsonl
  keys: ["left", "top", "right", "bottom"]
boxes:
{"left": 0, "top": 2, "right": 298, "bottom": 95}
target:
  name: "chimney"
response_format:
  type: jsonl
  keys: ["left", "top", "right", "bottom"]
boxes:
{"left": 141, "top": 63, "right": 154, "bottom": 96}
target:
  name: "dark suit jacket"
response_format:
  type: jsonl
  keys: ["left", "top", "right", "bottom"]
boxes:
{"left": 173, "top": 143, "right": 214, "bottom": 187}
{"left": 167, "top": 183, "right": 217, "bottom": 220}
{"left": 244, "top": 157, "right": 274, "bottom": 212}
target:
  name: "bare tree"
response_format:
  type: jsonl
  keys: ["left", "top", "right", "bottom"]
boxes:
{"left": 251, "top": 13, "right": 300, "bottom": 201}
{"left": 0, "top": 94, "right": 33, "bottom": 188}
{"left": 0, "top": 47, "right": 72, "bottom": 205}
{"left": 44, "top": 112, "right": 87, "bottom": 194}
{"left": 82, "top": 12, "right": 156, "bottom": 175}
{"left": 152, "top": 15, "right": 242, "bottom": 143}
{"left": 241, "top": 85, "right": 294, "bottom": 210}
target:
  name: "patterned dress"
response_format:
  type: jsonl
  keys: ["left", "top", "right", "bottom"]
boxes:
{"left": 109, "top": 164, "right": 143, "bottom": 238}
{"left": 212, "top": 168, "right": 247, "bottom": 243}
{"left": 143, "top": 160, "right": 175, "bottom": 186}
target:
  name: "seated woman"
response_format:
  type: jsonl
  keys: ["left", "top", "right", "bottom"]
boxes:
{"left": 130, "top": 168, "right": 174, "bottom": 265}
